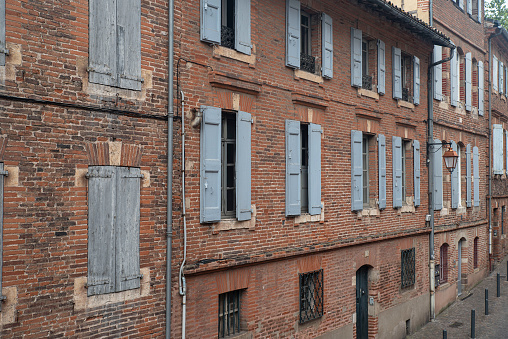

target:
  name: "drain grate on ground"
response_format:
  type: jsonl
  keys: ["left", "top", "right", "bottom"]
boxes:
{"left": 449, "top": 322, "right": 463, "bottom": 328}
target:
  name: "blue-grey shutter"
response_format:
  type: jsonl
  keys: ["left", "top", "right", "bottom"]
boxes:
{"left": 89, "top": 0, "right": 117, "bottom": 87}
{"left": 115, "top": 167, "right": 141, "bottom": 292}
{"left": 414, "top": 56, "right": 420, "bottom": 105}
{"left": 377, "top": 40, "right": 386, "bottom": 94}
{"left": 87, "top": 166, "right": 116, "bottom": 296}
{"left": 321, "top": 13, "right": 333, "bottom": 79}
{"left": 466, "top": 144, "right": 472, "bottom": 207}
{"left": 506, "top": 131, "right": 508, "bottom": 176}
{"left": 200, "top": 106, "right": 222, "bottom": 223}
{"left": 434, "top": 45, "right": 443, "bottom": 101}
{"left": 351, "top": 130, "right": 363, "bottom": 211}
{"left": 117, "top": 0, "right": 142, "bottom": 90}
{"left": 478, "top": 61, "right": 484, "bottom": 116}
{"left": 286, "top": 0, "right": 300, "bottom": 68}
{"left": 235, "top": 0, "right": 251, "bottom": 55}
{"left": 378, "top": 134, "right": 386, "bottom": 209}
{"left": 286, "top": 120, "right": 301, "bottom": 216}
{"left": 478, "top": 0, "right": 482, "bottom": 22}
{"left": 451, "top": 52, "right": 458, "bottom": 107}
{"left": 433, "top": 139, "right": 443, "bottom": 210}
{"left": 493, "top": 124, "right": 504, "bottom": 174}
{"left": 308, "top": 124, "right": 322, "bottom": 215}
{"left": 466, "top": 52, "right": 472, "bottom": 111}
{"left": 393, "top": 47, "right": 402, "bottom": 99}
{"left": 413, "top": 140, "right": 421, "bottom": 206}
{"left": 392, "top": 136, "right": 402, "bottom": 208}
{"left": 493, "top": 55, "right": 498, "bottom": 92}
{"left": 467, "top": 0, "right": 472, "bottom": 14}
{"left": 351, "top": 28, "right": 362, "bottom": 87}
{"left": 473, "top": 146, "right": 480, "bottom": 207}
{"left": 451, "top": 141, "right": 459, "bottom": 209}
{"left": 500, "top": 62, "right": 504, "bottom": 95}
{"left": 459, "top": 0, "right": 464, "bottom": 10}
{"left": 200, "top": 0, "right": 221, "bottom": 44}
{"left": 236, "top": 111, "right": 252, "bottom": 221}
{"left": 0, "top": 0, "right": 6, "bottom": 66}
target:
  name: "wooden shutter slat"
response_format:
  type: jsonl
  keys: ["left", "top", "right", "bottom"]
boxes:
{"left": 321, "top": 13, "right": 333, "bottom": 79}
{"left": 351, "top": 130, "right": 363, "bottom": 211}
{"left": 286, "top": 120, "right": 301, "bottom": 216}
{"left": 493, "top": 124, "right": 503, "bottom": 174}
{"left": 451, "top": 141, "right": 459, "bottom": 209}
{"left": 377, "top": 40, "right": 386, "bottom": 94}
{"left": 413, "top": 140, "right": 420, "bottom": 206}
{"left": 351, "top": 28, "right": 362, "bottom": 87}
{"left": 200, "top": 0, "right": 221, "bottom": 44}
{"left": 465, "top": 52, "right": 472, "bottom": 111}
{"left": 116, "top": 0, "right": 142, "bottom": 90}
{"left": 493, "top": 55, "right": 498, "bottom": 92}
{"left": 413, "top": 56, "right": 420, "bottom": 105}
{"left": 286, "top": 0, "right": 301, "bottom": 68}
{"left": 451, "top": 52, "right": 458, "bottom": 106}
{"left": 466, "top": 144, "right": 472, "bottom": 207}
{"left": 433, "top": 139, "right": 443, "bottom": 210}
{"left": 378, "top": 135, "right": 386, "bottom": 209}
{"left": 236, "top": 111, "right": 252, "bottom": 221}
{"left": 478, "top": 61, "right": 484, "bottom": 116}
{"left": 235, "top": 0, "right": 251, "bottom": 55}
{"left": 392, "top": 136, "right": 402, "bottom": 208}
{"left": 473, "top": 146, "right": 480, "bottom": 207}
{"left": 308, "top": 123, "right": 322, "bottom": 215}
{"left": 434, "top": 46, "right": 443, "bottom": 101}
{"left": 393, "top": 47, "right": 402, "bottom": 99}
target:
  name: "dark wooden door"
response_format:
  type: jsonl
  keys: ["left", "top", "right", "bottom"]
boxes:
{"left": 356, "top": 266, "right": 369, "bottom": 339}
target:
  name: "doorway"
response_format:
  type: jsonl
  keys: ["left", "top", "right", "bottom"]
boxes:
{"left": 458, "top": 239, "right": 463, "bottom": 296}
{"left": 356, "top": 266, "right": 369, "bottom": 339}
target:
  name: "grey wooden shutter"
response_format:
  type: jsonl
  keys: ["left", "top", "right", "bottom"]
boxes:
{"left": 493, "top": 55, "right": 498, "bottom": 92}
{"left": 286, "top": 120, "right": 301, "bottom": 216}
{"left": 506, "top": 131, "right": 508, "bottom": 176}
{"left": 87, "top": 166, "right": 116, "bottom": 296}
{"left": 413, "top": 140, "right": 421, "bottom": 206}
{"left": 351, "top": 130, "right": 363, "bottom": 211}
{"left": 115, "top": 167, "right": 141, "bottom": 292}
{"left": 467, "top": 0, "right": 472, "bottom": 14}
{"left": 434, "top": 45, "right": 443, "bottom": 101}
{"left": 0, "top": 0, "right": 7, "bottom": 66}
{"left": 473, "top": 146, "right": 480, "bottom": 207}
{"left": 117, "top": 0, "right": 142, "bottom": 90}
{"left": 414, "top": 56, "right": 420, "bottom": 105}
{"left": 200, "top": 0, "right": 221, "bottom": 44}
{"left": 392, "top": 136, "right": 403, "bottom": 208}
{"left": 451, "top": 141, "right": 459, "bottom": 209}
{"left": 0, "top": 163, "right": 6, "bottom": 309}
{"left": 89, "top": 0, "right": 117, "bottom": 87}
{"left": 478, "top": 61, "right": 484, "bottom": 116}
{"left": 378, "top": 134, "right": 386, "bottom": 209}
{"left": 351, "top": 28, "right": 362, "bottom": 87}
{"left": 377, "top": 40, "right": 386, "bottom": 94}
{"left": 500, "top": 62, "right": 504, "bottom": 95}
{"left": 478, "top": 0, "right": 482, "bottom": 22}
{"left": 321, "top": 13, "right": 333, "bottom": 79}
{"left": 451, "top": 52, "right": 458, "bottom": 106}
{"left": 466, "top": 52, "right": 472, "bottom": 111}
{"left": 235, "top": 0, "right": 251, "bottom": 55}
{"left": 393, "top": 47, "right": 402, "bottom": 99}
{"left": 236, "top": 111, "right": 252, "bottom": 221}
{"left": 286, "top": 0, "right": 300, "bottom": 68}
{"left": 493, "top": 124, "right": 503, "bottom": 174}
{"left": 308, "top": 124, "right": 322, "bottom": 215}
{"left": 200, "top": 106, "right": 222, "bottom": 223}
{"left": 459, "top": 0, "right": 464, "bottom": 10}
{"left": 466, "top": 144, "right": 472, "bottom": 207}
{"left": 433, "top": 139, "right": 443, "bottom": 210}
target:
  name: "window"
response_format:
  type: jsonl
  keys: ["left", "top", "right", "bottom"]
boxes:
{"left": 440, "top": 244, "right": 449, "bottom": 284}
{"left": 451, "top": 51, "right": 460, "bottom": 106}
{"left": 362, "top": 135, "right": 370, "bottom": 206}
{"left": 362, "top": 39, "right": 373, "bottom": 90}
{"left": 401, "top": 53, "right": 412, "bottom": 102}
{"left": 401, "top": 140, "right": 408, "bottom": 201}
{"left": 300, "top": 11, "right": 315, "bottom": 73}
{"left": 221, "top": 0, "right": 235, "bottom": 49}
{"left": 87, "top": 166, "right": 142, "bottom": 296}
{"left": 351, "top": 29, "right": 385, "bottom": 94}
{"left": 299, "top": 269, "right": 324, "bottom": 323}
{"left": 218, "top": 290, "right": 242, "bottom": 338}
{"left": 474, "top": 237, "right": 479, "bottom": 269}
{"left": 221, "top": 112, "right": 236, "bottom": 218}
{"left": 401, "top": 248, "right": 416, "bottom": 288}
{"left": 392, "top": 137, "right": 419, "bottom": 208}
{"left": 493, "top": 124, "right": 504, "bottom": 175}
{"left": 301, "top": 124, "right": 309, "bottom": 213}
{"left": 457, "top": 144, "right": 462, "bottom": 206}
{"left": 393, "top": 48, "right": 420, "bottom": 104}
{"left": 502, "top": 206, "right": 505, "bottom": 234}
{"left": 89, "top": 0, "right": 142, "bottom": 90}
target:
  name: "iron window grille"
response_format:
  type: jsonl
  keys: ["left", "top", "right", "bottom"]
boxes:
{"left": 474, "top": 237, "right": 479, "bottom": 269}
{"left": 218, "top": 290, "right": 241, "bottom": 338}
{"left": 221, "top": 112, "right": 236, "bottom": 218}
{"left": 440, "top": 244, "right": 448, "bottom": 283}
{"left": 221, "top": 25, "right": 235, "bottom": 50}
{"left": 300, "top": 53, "right": 316, "bottom": 74}
{"left": 402, "top": 87, "right": 411, "bottom": 102}
{"left": 401, "top": 248, "right": 416, "bottom": 288}
{"left": 362, "top": 75, "right": 373, "bottom": 90}
{"left": 435, "top": 264, "right": 441, "bottom": 288}
{"left": 299, "top": 269, "right": 324, "bottom": 324}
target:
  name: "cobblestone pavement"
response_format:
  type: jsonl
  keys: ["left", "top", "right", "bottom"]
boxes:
{"left": 410, "top": 255, "right": 508, "bottom": 339}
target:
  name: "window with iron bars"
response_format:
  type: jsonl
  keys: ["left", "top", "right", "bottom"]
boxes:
{"left": 401, "top": 248, "right": 415, "bottom": 288}
{"left": 221, "top": 0, "right": 235, "bottom": 50}
{"left": 299, "top": 269, "right": 324, "bottom": 323}
{"left": 218, "top": 290, "right": 242, "bottom": 338}
{"left": 434, "top": 264, "right": 441, "bottom": 288}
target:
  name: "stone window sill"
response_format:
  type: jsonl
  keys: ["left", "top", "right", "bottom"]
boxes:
{"left": 357, "top": 207, "right": 380, "bottom": 218}
{"left": 357, "top": 88, "right": 379, "bottom": 100}
{"left": 213, "top": 45, "right": 256, "bottom": 66}
{"left": 294, "top": 69, "right": 323, "bottom": 84}
{"left": 211, "top": 205, "right": 256, "bottom": 234}
{"left": 295, "top": 202, "right": 325, "bottom": 224}
{"left": 397, "top": 100, "right": 415, "bottom": 110}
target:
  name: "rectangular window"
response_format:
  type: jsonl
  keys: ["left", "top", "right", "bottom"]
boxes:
{"left": 362, "top": 39, "right": 373, "bottom": 90}
{"left": 218, "top": 290, "right": 241, "bottom": 338}
{"left": 221, "top": 112, "right": 236, "bottom": 218}
{"left": 440, "top": 244, "right": 449, "bottom": 284}
{"left": 401, "top": 248, "right": 416, "bottom": 288}
{"left": 401, "top": 53, "right": 413, "bottom": 102}
{"left": 502, "top": 206, "right": 505, "bottom": 234}
{"left": 474, "top": 237, "right": 479, "bottom": 269}
{"left": 299, "top": 269, "right": 324, "bottom": 324}
{"left": 362, "top": 136, "right": 369, "bottom": 206}
{"left": 402, "top": 141, "right": 407, "bottom": 201}
{"left": 301, "top": 124, "right": 309, "bottom": 213}
{"left": 221, "top": 0, "right": 235, "bottom": 49}
{"left": 300, "top": 10, "right": 316, "bottom": 73}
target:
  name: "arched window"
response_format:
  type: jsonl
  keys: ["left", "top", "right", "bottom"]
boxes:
{"left": 474, "top": 237, "right": 479, "bottom": 269}
{"left": 440, "top": 243, "right": 449, "bottom": 283}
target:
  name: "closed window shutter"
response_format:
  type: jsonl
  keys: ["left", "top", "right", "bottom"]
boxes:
{"left": 200, "top": 0, "right": 221, "bottom": 44}
{"left": 392, "top": 136, "right": 402, "bottom": 208}
{"left": 451, "top": 52, "right": 458, "bottom": 107}
{"left": 466, "top": 144, "right": 472, "bottom": 207}
{"left": 308, "top": 124, "right": 322, "bottom": 215}
{"left": 473, "top": 146, "right": 480, "bottom": 207}
{"left": 0, "top": 0, "right": 6, "bottom": 66}
{"left": 393, "top": 47, "right": 402, "bottom": 99}
{"left": 87, "top": 166, "right": 116, "bottom": 296}
{"left": 117, "top": 0, "right": 142, "bottom": 90}
{"left": 478, "top": 61, "right": 484, "bottom": 116}
{"left": 500, "top": 62, "right": 504, "bottom": 94}
{"left": 115, "top": 167, "right": 141, "bottom": 292}
{"left": 286, "top": 0, "right": 301, "bottom": 68}
{"left": 377, "top": 40, "right": 386, "bottom": 94}
{"left": 478, "top": 0, "right": 482, "bottom": 22}
{"left": 235, "top": 0, "right": 251, "bottom": 55}
{"left": 451, "top": 141, "right": 459, "bottom": 209}
{"left": 413, "top": 140, "right": 420, "bottom": 206}
{"left": 351, "top": 130, "right": 363, "bottom": 211}
{"left": 413, "top": 56, "right": 420, "bottom": 105}
{"left": 200, "top": 106, "right": 222, "bottom": 223}
{"left": 321, "top": 13, "right": 333, "bottom": 79}
{"left": 351, "top": 28, "right": 362, "bottom": 87}
{"left": 434, "top": 45, "right": 443, "bottom": 100}
{"left": 378, "top": 134, "right": 386, "bottom": 209}
{"left": 493, "top": 56, "right": 498, "bottom": 92}
{"left": 465, "top": 52, "right": 472, "bottom": 111}
{"left": 236, "top": 111, "right": 252, "bottom": 221}
{"left": 459, "top": 0, "right": 464, "bottom": 10}
{"left": 433, "top": 139, "right": 443, "bottom": 210}
{"left": 467, "top": 0, "right": 472, "bottom": 14}
{"left": 286, "top": 120, "right": 301, "bottom": 216}
{"left": 493, "top": 124, "right": 503, "bottom": 174}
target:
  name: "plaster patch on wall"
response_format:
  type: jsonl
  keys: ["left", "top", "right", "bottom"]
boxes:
{"left": 75, "top": 167, "right": 88, "bottom": 187}
{"left": 109, "top": 141, "right": 122, "bottom": 166}
{"left": 141, "top": 170, "right": 150, "bottom": 187}
{"left": 4, "top": 166, "right": 19, "bottom": 187}
{"left": 0, "top": 286, "right": 18, "bottom": 325}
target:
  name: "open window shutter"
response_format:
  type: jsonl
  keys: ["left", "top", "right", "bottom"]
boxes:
{"left": 451, "top": 52, "right": 458, "bottom": 107}
{"left": 465, "top": 52, "right": 472, "bottom": 111}
{"left": 451, "top": 141, "right": 459, "bottom": 209}
{"left": 286, "top": 120, "right": 301, "bottom": 216}
{"left": 466, "top": 144, "right": 472, "bottom": 207}
{"left": 308, "top": 124, "right": 322, "bottom": 215}
{"left": 434, "top": 46, "right": 443, "bottom": 100}
{"left": 393, "top": 47, "right": 402, "bottom": 99}
{"left": 236, "top": 111, "right": 252, "bottom": 221}
{"left": 0, "top": 0, "right": 6, "bottom": 66}
{"left": 321, "top": 13, "right": 333, "bottom": 79}
{"left": 351, "top": 130, "right": 363, "bottom": 211}
{"left": 0, "top": 163, "right": 4, "bottom": 309}
{"left": 493, "top": 56, "right": 498, "bottom": 92}
{"left": 286, "top": 0, "right": 300, "bottom": 68}
{"left": 117, "top": 0, "right": 142, "bottom": 90}
{"left": 378, "top": 134, "right": 386, "bottom": 209}
{"left": 392, "top": 136, "right": 402, "bottom": 208}
{"left": 89, "top": 0, "right": 117, "bottom": 87}
{"left": 235, "top": 0, "right": 251, "bottom": 55}
{"left": 467, "top": 0, "right": 472, "bottom": 14}
{"left": 115, "top": 167, "right": 141, "bottom": 292}
{"left": 414, "top": 56, "right": 420, "bottom": 105}
{"left": 377, "top": 40, "right": 386, "bottom": 94}
{"left": 459, "top": 0, "right": 464, "bottom": 10}
{"left": 413, "top": 140, "right": 421, "bottom": 206}
{"left": 500, "top": 62, "right": 504, "bottom": 94}
{"left": 200, "top": 106, "right": 222, "bottom": 223}
{"left": 493, "top": 124, "right": 503, "bottom": 174}
{"left": 351, "top": 28, "right": 362, "bottom": 87}
{"left": 478, "top": 0, "right": 482, "bottom": 22}
{"left": 200, "top": 0, "right": 221, "bottom": 44}
{"left": 478, "top": 61, "right": 484, "bottom": 116}
{"left": 87, "top": 166, "right": 116, "bottom": 296}
{"left": 473, "top": 146, "right": 480, "bottom": 207}
{"left": 433, "top": 139, "right": 443, "bottom": 210}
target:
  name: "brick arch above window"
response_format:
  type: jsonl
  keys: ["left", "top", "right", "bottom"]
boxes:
{"left": 85, "top": 142, "right": 143, "bottom": 167}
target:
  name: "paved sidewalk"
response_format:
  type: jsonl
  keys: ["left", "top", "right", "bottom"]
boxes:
{"left": 410, "top": 255, "right": 508, "bottom": 339}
